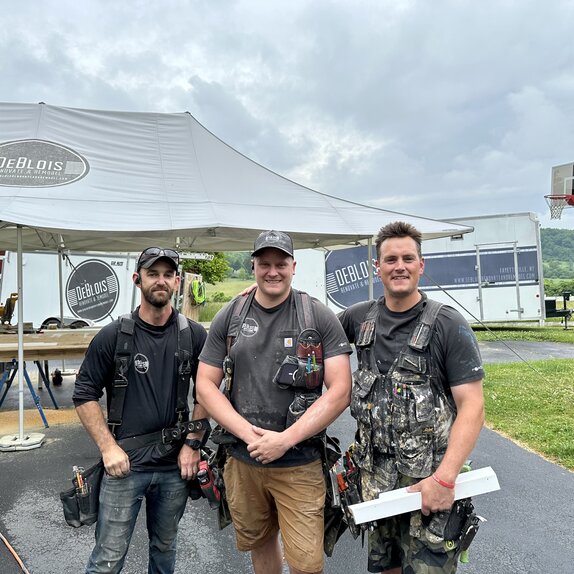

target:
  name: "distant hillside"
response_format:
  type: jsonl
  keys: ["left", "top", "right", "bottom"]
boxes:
{"left": 541, "top": 228, "right": 574, "bottom": 278}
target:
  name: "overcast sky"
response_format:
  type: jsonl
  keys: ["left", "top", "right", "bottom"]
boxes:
{"left": 2, "top": 0, "right": 574, "bottom": 229}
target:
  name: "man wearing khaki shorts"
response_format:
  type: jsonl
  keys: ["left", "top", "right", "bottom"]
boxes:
{"left": 196, "top": 230, "right": 352, "bottom": 574}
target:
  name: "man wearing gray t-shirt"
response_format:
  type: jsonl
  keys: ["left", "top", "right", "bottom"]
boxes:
{"left": 196, "top": 230, "right": 352, "bottom": 574}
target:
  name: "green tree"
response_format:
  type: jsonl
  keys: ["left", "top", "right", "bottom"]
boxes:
{"left": 544, "top": 278, "right": 574, "bottom": 296}
{"left": 182, "top": 252, "right": 229, "bottom": 284}
{"left": 224, "top": 252, "right": 252, "bottom": 275}
{"left": 224, "top": 251, "right": 254, "bottom": 278}
{"left": 541, "top": 228, "right": 574, "bottom": 279}
{"left": 225, "top": 252, "right": 243, "bottom": 271}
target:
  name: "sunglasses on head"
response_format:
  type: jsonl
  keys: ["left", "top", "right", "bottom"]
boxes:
{"left": 137, "top": 247, "right": 180, "bottom": 268}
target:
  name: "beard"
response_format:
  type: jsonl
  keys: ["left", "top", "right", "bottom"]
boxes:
{"left": 141, "top": 284, "right": 174, "bottom": 308}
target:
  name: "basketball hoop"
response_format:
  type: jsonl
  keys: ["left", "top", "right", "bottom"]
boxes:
{"left": 544, "top": 194, "right": 574, "bottom": 219}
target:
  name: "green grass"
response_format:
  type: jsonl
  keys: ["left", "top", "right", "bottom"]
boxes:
{"left": 484, "top": 360, "right": 574, "bottom": 470}
{"left": 473, "top": 324, "right": 574, "bottom": 470}
{"left": 198, "top": 302, "right": 226, "bottom": 322}
{"left": 473, "top": 324, "right": 574, "bottom": 344}
{"left": 205, "top": 278, "right": 254, "bottom": 300}
{"left": 198, "top": 279, "right": 254, "bottom": 322}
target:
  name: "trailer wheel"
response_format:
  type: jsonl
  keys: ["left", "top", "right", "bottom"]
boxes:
{"left": 69, "top": 320, "right": 89, "bottom": 329}
{"left": 41, "top": 318, "right": 62, "bottom": 329}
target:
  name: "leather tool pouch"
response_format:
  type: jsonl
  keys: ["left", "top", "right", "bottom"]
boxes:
{"left": 60, "top": 460, "right": 104, "bottom": 528}
{"left": 425, "top": 497, "right": 480, "bottom": 553}
{"left": 273, "top": 328, "right": 324, "bottom": 390}
{"left": 444, "top": 498, "right": 481, "bottom": 554}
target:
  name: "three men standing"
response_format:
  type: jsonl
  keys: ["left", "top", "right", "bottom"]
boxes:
{"left": 73, "top": 223, "right": 484, "bottom": 574}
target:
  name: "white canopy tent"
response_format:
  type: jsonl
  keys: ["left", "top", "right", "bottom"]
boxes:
{"left": 0, "top": 102, "right": 471, "bottom": 251}
{"left": 0, "top": 102, "right": 473, "bottom": 448}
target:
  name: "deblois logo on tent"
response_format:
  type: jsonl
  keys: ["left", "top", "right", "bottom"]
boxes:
{"left": 0, "top": 139, "right": 90, "bottom": 187}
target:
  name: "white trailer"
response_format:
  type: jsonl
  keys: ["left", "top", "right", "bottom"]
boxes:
{"left": 0, "top": 251, "right": 139, "bottom": 328}
{"left": 294, "top": 212, "right": 545, "bottom": 323}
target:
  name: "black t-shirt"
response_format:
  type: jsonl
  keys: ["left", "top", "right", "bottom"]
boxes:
{"left": 338, "top": 294, "right": 484, "bottom": 394}
{"left": 73, "top": 308, "right": 207, "bottom": 471}
{"left": 200, "top": 290, "right": 352, "bottom": 467}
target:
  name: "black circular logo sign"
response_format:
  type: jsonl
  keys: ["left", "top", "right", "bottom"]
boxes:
{"left": 0, "top": 139, "right": 90, "bottom": 187}
{"left": 66, "top": 260, "right": 120, "bottom": 322}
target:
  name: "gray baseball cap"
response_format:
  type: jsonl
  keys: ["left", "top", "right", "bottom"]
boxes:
{"left": 252, "top": 230, "right": 294, "bottom": 257}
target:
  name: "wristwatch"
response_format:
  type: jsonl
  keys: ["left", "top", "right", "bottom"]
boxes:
{"left": 184, "top": 438, "right": 202, "bottom": 450}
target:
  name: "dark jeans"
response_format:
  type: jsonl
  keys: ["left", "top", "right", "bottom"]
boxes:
{"left": 86, "top": 469, "right": 189, "bottom": 574}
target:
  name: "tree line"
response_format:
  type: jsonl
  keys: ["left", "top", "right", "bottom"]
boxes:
{"left": 541, "top": 228, "right": 574, "bottom": 279}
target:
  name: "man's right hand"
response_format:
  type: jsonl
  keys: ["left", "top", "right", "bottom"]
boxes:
{"left": 102, "top": 444, "right": 130, "bottom": 477}
{"left": 238, "top": 283, "right": 257, "bottom": 296}
{"left": 76, "top": 401, "right": 131, "bottom": 477}
{"left": 407, "top": 476, "right": 455, "bottom": 516}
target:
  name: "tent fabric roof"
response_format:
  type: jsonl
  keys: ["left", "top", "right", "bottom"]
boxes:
{"left": 0, "top": 102, "right": 472, "bottom": 252}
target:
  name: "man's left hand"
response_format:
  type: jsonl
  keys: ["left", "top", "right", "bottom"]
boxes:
{"left": 178, "top": 445, "right": 201, "bottom": 480}
{"left": 407, "top": 476, "right": 455, "bottom": 516}
{"left": 247, "top": 426, "right": 292, "bottom": 464}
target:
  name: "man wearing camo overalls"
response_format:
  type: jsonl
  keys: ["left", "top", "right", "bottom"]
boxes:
{"left": 338, "top": 221, "right": 485, "bottom": 574}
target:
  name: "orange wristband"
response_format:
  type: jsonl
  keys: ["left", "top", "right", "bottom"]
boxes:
{"left": 432, "top": 473, "right": 455, "bottom": 489}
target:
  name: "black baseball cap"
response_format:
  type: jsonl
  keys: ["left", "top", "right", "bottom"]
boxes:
{"left": 252, "top": 230, "right": 294, "bottom": 257}
{"left": 136, "top": 247, "right": 179, "bottom": 271}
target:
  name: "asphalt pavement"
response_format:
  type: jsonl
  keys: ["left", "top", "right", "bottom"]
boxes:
{"left": 477, "top": 339, "right": 574, "bottom": 363}
{"left": 1, "top": 343, "right": 573, "bottom": 573}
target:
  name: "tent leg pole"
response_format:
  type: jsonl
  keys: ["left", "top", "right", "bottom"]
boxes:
{"left": 0, "top": 226, "right": 45, "bottom": 451}
{"left": 17, "top": 225, "right": 24, "bottom": 441}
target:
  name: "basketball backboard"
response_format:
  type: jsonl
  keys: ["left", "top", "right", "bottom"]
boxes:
{"left": 546, "top": 163, "right": 574, "bottom": 219}
{"left": 551, "top": 162, "right": 574, "bottom": 196}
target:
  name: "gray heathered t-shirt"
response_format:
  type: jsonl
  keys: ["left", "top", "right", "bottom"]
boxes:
{"left": 200, "top": 290, "right": 352, "bottom": 467}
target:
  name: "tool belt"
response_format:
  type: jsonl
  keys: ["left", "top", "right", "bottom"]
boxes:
{"left": 117, "top": 418, "right": 211, "bottom": 450}
{"left": 59, "top": 419, "right": 211, "bottom": 528}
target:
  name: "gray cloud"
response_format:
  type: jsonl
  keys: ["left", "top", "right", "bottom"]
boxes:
{"left": 2, "top": 0, "right": 574, "bottom": 227}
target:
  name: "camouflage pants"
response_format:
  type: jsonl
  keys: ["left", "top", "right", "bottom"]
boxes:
{"left": 363, "top": 467, "right": 459, "bottom": 574}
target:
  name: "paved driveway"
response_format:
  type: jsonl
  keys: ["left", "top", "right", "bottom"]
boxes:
{"left": 1, "top": 344, "right": 573, "bottom": 573}
{"left": 478, "top": 340, "right": 574, "bottom": 363}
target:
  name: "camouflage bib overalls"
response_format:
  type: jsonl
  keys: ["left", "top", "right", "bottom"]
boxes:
{"left": 350, "top": 298, "right": 481, "bottom": 573}
{"left": 350, "top": 298, "right": 456, "bottom": 499}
